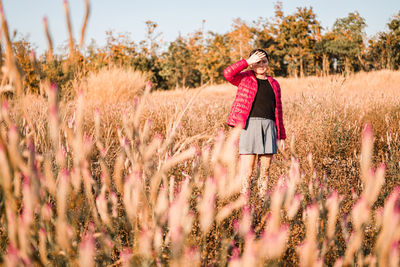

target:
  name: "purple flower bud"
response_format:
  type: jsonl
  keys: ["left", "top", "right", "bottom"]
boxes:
{"left": 362, "top": 123, "right": 373, "bottom": 139}
{"left": 50, "top": 83, "right": 58, "bottom": 92}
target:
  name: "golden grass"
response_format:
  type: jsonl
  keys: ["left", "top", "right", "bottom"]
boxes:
{"left": 78, "top": 66, "right": 148, "bottom": 105}
{"left": 1, "top": 69, "right": 399, "bottom": 266}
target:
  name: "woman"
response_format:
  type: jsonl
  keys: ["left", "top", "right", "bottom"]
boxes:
{"left": 223, "top": 49, "right": 286, "bottom": 198}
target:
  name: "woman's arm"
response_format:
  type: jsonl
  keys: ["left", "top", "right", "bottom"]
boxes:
{"left": 223, "top": 59, "right": 248, "bottom": 86}
{"left": 274, "top": 80, "right": 286, "bottom": 140}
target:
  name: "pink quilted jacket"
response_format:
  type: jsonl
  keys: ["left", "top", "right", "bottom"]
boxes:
{"left": 223, "top": 59, "right": 286, "bottom": 140}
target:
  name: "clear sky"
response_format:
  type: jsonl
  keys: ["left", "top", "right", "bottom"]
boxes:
{"left": 2, "top": 0, "right": 400, "bottom": 54}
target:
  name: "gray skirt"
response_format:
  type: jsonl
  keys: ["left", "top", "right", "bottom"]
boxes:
{"left": 238, "top": 117, "right": 278, "bottom": 155}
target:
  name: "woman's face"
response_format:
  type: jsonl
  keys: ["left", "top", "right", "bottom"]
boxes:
{"left": 251, "top": 57, "right": 269, "bottom": 75}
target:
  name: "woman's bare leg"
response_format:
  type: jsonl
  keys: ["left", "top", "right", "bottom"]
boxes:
{"left": 238, "top": 154, "right": 256, "bottom": 196}
{"left": 258, "top": 154, "right": 273, "bottom": 197}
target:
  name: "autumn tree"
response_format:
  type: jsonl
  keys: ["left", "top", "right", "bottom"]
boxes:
{"left": 227, "top": 18, "right": 255, "bottom": 61}
{"left": 253, "top": 2, "right": 285, "bottom": 76}
{"left": 136, "top": 20, "right": 167, "bottom": 88}
{"left": 203, "top": 32, "right": 232, "bottom": 84}
{"left": 140, "top": 20, "right": 162, "bottom": 58}
{"left": 277, "top": 6, "right": 321, "bottom": 77}
{"left": 11, "top": 37, "right": 37, "bottom": 92}
{"left": 186, "top": 29, "right": 207, "bottom": 86}
{"left": 101, "top": 30, "right": 137, "bottom": 67}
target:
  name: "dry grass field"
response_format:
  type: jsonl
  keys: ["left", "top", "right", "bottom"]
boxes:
{"left": 1, "top": 68, "right": 400, "bottom": 266}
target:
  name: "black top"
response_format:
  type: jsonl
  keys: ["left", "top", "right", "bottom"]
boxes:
{"left": 248, "top": 78, "right": 276, "bottom": 120}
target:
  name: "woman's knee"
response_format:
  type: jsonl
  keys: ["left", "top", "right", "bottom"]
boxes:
{"left": 239, "top": 163, "right": 253, "bottom": 178}
{"left": 239, "top": 154, "right": 256, "bottom": 177}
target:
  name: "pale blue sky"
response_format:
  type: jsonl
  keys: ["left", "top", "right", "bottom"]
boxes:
{"left": 2, "top": 0, "right": 399, "bottom": 54}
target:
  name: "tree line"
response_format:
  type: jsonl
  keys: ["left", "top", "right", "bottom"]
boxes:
{"left": 3, "top": 3, "right": 400, "bottom": 94}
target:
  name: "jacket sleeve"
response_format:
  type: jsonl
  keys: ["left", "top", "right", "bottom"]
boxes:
{"left": 223, "top": 59, "right": 248, "bottom": 86}
{"left": 274, "top": 80, "right": 286, "bottom": 140}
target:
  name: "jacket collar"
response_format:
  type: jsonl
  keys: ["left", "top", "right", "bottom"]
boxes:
{"left": 249, "top": 71, "right": 273, "bottom": 83}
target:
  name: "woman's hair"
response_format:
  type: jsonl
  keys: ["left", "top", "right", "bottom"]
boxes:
{"left": 249, "top": 49, "right": 269, "bottom": 61}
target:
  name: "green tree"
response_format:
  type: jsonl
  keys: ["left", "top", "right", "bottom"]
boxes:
{"left": 365, "top": 10, "right": 400, "bottom": 71}
{"left": 385, "top": 11, "right": 400, "bottom": 69}
{"left": 136, "top": 21, "right": 166, "bottom": 88}
{"left": 159, "top": 36, "right": 199, "bottom": 88}
{"left": 366, "top": 34, "right": 389, "bottom": 70}
{"left": 313, "top": 32, "right": 336, "bottom": 76}
{"left": 326, "top": 12, "right": 366, "bottom": 74}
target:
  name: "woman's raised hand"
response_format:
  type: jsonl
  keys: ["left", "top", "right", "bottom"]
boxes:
{"left": 246, "top": 51, "right": 266, "bottom": 65}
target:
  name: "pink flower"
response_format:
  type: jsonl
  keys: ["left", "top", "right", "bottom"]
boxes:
{"left": 360, "top": 123, "right": 374, "bottom": 185}
{"left": 5, "top": 243, "right": 22, "bottom": 267}
{"left": 352, "top": 197, "right": 370, "bottom": 231}
{"left": 96, "top": 185, "right": 110, "bottom": 225}
{"left": 198, "top": 177, "right": 217, "bottom": 233}
{"left": 79, "top": 232, "right": 95, "bottom": 267}
{"left": 120, "top": 247, "right": 133, "bottom": 267}
{"left": 138, "top": 228, "right": 153, "bottom": 258}
{"left": 259, "top": 224, "right": 289, "bottom": 259}
{"left": 182, "top": 246, "right": 200, "bottom": 266}
{"left": 287, "top": 193, "right": 302, "bottom": 220}
{"left": 41, "top": 202, "right": 53, "bottom": 221}
{"left": 326, "top": 191, "right": 339, "bottom": 239}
